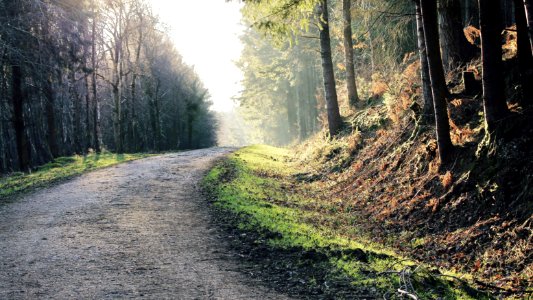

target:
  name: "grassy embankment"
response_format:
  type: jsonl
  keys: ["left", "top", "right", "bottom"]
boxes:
{"left": 203, "top": 145, "right": 490, "bottom": 299}
{"left": 0, "top": 152, "right": 153, "bottom": 200}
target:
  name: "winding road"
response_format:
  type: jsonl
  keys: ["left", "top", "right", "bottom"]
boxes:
{"left": 0, "top": 148, "right": 289, "bottom": 299}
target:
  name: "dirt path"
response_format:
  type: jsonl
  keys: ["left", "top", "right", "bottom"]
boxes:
{"left": 0, "top": 148, "right": 290, "bottom": 299}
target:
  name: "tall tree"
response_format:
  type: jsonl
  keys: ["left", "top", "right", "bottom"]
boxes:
{"left": 5, "top": 1, "right": 31, "bottom": 171}
{"left": 420, "top": 0, "right": 454, "bottom": 163}
{"left": 414, "top": 0, "right": 434, "bottom": 124}
{"left": 438, "top": 0, "right": 477, "bottom": 71}
{"left": 102, "top": 0, "right": 133, "bottom": 153}
{"left": 286, "top": 81, "right": 299, "bottom": 140}
{"left": 514, "top": 0, "right": 533, "bottom": 105}
{"left": 318, "top": 0, "right": 343, "bottom": 136}
{"left": 478, "top": 0, "right": 510, "bottom": 135}
{"left": 342, "top": 0, "right": 359, "bottom": 109}
{"left": 525, "top": 0, "right": 533, "bottom": 53}
{"left": 11, "top": 65, "right": 30, "bottom": 171}
{"left": 91, "top": 0, "right": 102, "bottom": 153}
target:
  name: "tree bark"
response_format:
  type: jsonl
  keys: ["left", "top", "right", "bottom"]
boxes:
{"left": 154, "top": 82, "right": 162, "bottom": 151}
{"left": 478, "top": 0, "right": 510, "bottom": 134}
{"left": 111, "top": 39, "right": 123, "bottom": 154}
{"left": 318, "top": 0, "right": 342, "bottom": 136}
{"left": 44, "top": 76, "right": 59, "bottom": 158}
{"left": 414, "top": 0, "right": 434, "bottom": 125}
{"left": 514, "top": 0, "right": 533, "bottom": 105}
{"left": 112, "top": 84, "right": 123, "bottom": 153}
{"left": 525, "top": 0, "right": 533, "bottom": 53}
{"left": 84, "top": 75, "right": 91, "bottom": 151}
{"left": 286, "top": 81, "right": 298, "bottom": 141}
{"left": 296, "top": 77, "right": 308, "bottom": 140}
{"left": 69, "top": 68, "right": 83, "bottom": 154}
{"left": 420, "top": 0, "right": 454, "bottom": 164}
{"left": 463, "top": 0, "right": 480, "bottom": 27}
{"left": 342, "top": 0, "right": 359, "bottom": 109}
{"left": 91, "top": 2, "right": 101, "bottom": 153}
{"left": 0, "top": 65, "right": 6, "bottom": 172}
{"left": 11, "top": 65, "right": 31, "bottom": 171}
{"left": 130, "top": 15, "right": 143, "bottom": 152}
{"left": 438, "top": 0, "right": 477, "bottom": 71}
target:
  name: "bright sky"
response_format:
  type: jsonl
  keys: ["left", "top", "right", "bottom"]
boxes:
{"left": 148, "top": 0, "right": 244, "bottom": 112}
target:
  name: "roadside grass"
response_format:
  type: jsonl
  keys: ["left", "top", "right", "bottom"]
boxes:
{"left": 0, "top": 151, "right": 154, "bottom": 200}
{"left": 203, "top": 145, "right": 490, "bottom": 299}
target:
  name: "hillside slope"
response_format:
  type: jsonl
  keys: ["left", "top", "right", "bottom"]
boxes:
{"left": 204, "top": 104, "right": 531, "bottom": 298}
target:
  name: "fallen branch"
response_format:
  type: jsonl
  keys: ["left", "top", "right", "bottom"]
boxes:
{"left": 397, "top": 288, "right": 418, "bottom": 300}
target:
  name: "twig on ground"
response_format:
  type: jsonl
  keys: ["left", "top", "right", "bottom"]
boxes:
{"left": 397, "top": 288, "right": 418, "bottom": 300}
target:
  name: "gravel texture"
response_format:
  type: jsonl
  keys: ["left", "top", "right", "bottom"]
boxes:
{"left": 0, "top": 148, "right": 290, "bottom": 299}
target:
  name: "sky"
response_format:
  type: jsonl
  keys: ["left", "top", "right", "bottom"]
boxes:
{"left": 148, "top": 0, "right": 245, "bottom": 112}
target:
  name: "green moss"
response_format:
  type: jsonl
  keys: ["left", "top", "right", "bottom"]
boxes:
{"left": 0, "top": 152, "right": 154, "bottom": 200}
{"left": 203, "top": 145, "right": 492, "bottom": 299}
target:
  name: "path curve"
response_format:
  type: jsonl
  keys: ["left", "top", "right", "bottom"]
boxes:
{"left": 0, "top": 148, "right": 289, "bottom": 299}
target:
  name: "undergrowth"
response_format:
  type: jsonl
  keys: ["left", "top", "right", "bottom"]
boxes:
{"left": 203, "top": 145, "right": 491, "bottom": 299}
{"left": 0, "top": 151, "right": 153, "bottom": 200}
{"left": 204, "top": 46, "right": 531, "bottom": 299}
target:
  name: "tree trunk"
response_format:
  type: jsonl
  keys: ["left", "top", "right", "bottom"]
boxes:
{"left": 414, "top": 0, "right": 435, "bottom": 125}
{"left": 0, "top": 60, "right": 7, "bottom": 172}
{"left": 296, "top": 78, "right": 308, "bottom": 140}
{"left": 286, "top": 81, "right": 298, "bottom": 142}
{"left": 420, "top": 0, "right": 454, "bottom": 164}
{"left": 69, "top": 68, "right": 82, "bottom": 154}
{"left": 129, "top": 20, "right": 143, "bottom": 152}
{"left": 11, "top": 65, "right": 31, "bottom": 171}
{"left": 318, "top": 0, "right": 342, "bottom": 136}
{"left": 525, "top": 0, "right": 533, "bottom": 53}
{"left": 112, "top": 84, "right": 123, "bottom": 153}
{"left": 91, "top": 4, "right": 101, "bottom": 153}
{"left": 515, "top": 0, "right": 533, "bottom": 105}
{"left": 343, "top": 0, "right": 359, "bottom": 109}
{"left": 130, "top": 76, "right": 138, "bottom": 151}
{"left": 306, "top": 64, "right": 319, "bottom": 133}
{"left": 462, "top": 0, "right": 480, "bottom": 27}
{"left": 438, "top": 0, "right": 477, "bottom": 72}
{"left": 92, "top": 71, "right": 101, "bottom": 153}
{"left": 84, "top": 75, "right": 91, "bottom": 151}
{"left": 154, "top": 83, "right": 162, "bottom": 151}
{"left": 44, "top": 76, "right": 59, "bottom": 158}
{"left": 501, "top": 0, "right": 514, "bottom": 28}
{"left": 187, "top": 116, "right": 193, "bottom": 149}
{"left": 478, "top": 0, "right": 510, "bottom": 134}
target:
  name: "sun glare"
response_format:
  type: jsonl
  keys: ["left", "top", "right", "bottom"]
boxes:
{"left": 148, "top": 0, "right": 244, "bottom": 112}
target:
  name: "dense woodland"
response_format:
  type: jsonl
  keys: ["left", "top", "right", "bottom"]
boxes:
{"left": 236, "top": 0, "right": 533, "bottom": 294}
{"left": 0, "top": 0, "right": 217, "bottom": 173}
{"left": 238, "top": 0, "right": 532, "bottom": 154}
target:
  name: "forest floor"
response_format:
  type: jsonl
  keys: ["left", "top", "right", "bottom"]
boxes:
{"left": 0, "top": 145, "right": 528, "bottom": 299}
{"left": 0, "top": 148, "right": 296, "bottom": 299}
{"left": 203, "top": 144, "right": 531, "bottom": 299}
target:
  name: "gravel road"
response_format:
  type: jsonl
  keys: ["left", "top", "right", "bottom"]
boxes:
{"left": 0, "top": 148, "right": 290, "bottom": 299}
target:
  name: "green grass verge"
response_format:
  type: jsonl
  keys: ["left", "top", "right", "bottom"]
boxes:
{"left": 0, "top": 152, "right": 154, "bottom": 200}
{"left": 203, "top": 145, "right": 491, "bottom": 299}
